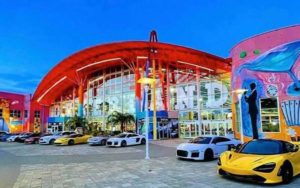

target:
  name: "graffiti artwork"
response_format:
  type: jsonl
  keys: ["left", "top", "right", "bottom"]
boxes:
{"left": 232, "top": 26, "right": 300, "bottom": 141}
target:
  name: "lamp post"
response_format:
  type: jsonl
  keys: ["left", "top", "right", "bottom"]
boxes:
{"left": 138, "top": 77, "right": 156, "bottom": 160}
{"left": 233, "top": 89, "right": 247, "bottom": 143}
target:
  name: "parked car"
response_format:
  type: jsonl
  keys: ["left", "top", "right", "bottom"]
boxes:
{"left": 0, "top": 131, "right": 9, "bottom": 135}
{"left": 88, "top": 135, "right": 109, "bottom": 146}
{"left": 218, "top": 139, "right": 300, "bottom": 184}
{"left": 176, "top": 136, "right": 241, "bottom": 161}
{"left": 39, "top": 131, "right": 76, "bottom": 145}
{"left": 54, "top": 134, "right": 92, "bottom": 146}
{"left": 15, "top": 133, "right": 40, "bottom": 143}
{"left": 24, "top": 133, "right": 52, "bottom": 144}
{"left": 6, "top": 134, "right": 21, "bottom": 142}
{"left": 0, "top": 132, "right": 12, "bottom": 142}
{"left": 8, "top": 133, "right": 32, "bottom": 142}
{"left": 106, "top": 132, "right": 146, "bottom": 147}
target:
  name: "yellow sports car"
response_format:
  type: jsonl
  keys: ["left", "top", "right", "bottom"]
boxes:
{"left": 54, "top": 134, "right": 91, "bottom": 146}
{"left": 218, "top": 139, "right": 300, "bottom": 184}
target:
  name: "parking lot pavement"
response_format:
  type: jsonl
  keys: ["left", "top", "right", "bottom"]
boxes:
{"left": 0, "top": 142, "right": 143, "bottom": 156}
{"left": 151, "top": 138, "right": 188, "bottom": 148}
{"left": 13, "top": 157, "right": 300, "bottom": 188}
{"left": 1, "top": 141, "right": 300, "bottom": 188}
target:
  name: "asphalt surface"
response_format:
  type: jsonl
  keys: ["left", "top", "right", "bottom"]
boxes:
{"left": 1, "top": 141, "right": 300, "bottom": 188}
{"left": 0, "top": 142, "right": 174, "bottom": 188}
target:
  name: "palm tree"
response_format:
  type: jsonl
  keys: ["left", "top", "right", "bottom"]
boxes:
{"left": 106, "top": 111, "right": 135, "bottom": 132}
{"left": 65, "top": 115, "right": 88, "bottom": 132}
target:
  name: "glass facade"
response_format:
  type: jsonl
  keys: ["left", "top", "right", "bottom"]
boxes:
{"left": 170, "top": 74, "right": 232, "bottom": 138}
{"left": 48, "top": 65, "right": 232, "bottom": 139}
{"left": 86, "top": 67, "right": 135, "bottom": 132}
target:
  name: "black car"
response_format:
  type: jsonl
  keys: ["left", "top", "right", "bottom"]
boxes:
{"left": 15, "top": 133, "right": 40, "bottom": 143}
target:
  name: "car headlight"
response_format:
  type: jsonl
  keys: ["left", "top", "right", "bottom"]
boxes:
{"left": 253, "top": 162, "right": 276, "bottom": 173}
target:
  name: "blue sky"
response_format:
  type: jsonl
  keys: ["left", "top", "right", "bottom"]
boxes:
{"left": 0, "top": 0, "right": 299, "bottom": 94}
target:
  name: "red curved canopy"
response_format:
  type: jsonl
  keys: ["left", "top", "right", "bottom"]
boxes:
{"left": 33, "top": 41, "right": 230, "bottom": 105}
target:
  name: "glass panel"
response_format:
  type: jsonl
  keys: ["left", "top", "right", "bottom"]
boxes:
{"left": 219, "top": 123, "right": 226, "bottom": 136}
{"left": 260, "top": 98, "right": 280, "bottom": 132}
{"left": 235, "top": 102, "right": 240, "bottom": 132}
{"left": 211, "top": 123, "right": 218, "bottom": 135}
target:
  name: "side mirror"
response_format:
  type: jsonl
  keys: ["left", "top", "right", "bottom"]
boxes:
{"left": 228, "top": 144, "right": 242, "bottom": 151}
{"left": 293, "top": 145, "right": 299, "bottom": 152}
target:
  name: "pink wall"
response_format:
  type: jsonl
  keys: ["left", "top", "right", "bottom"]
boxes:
{"left": 231, "top": 25, "right": 300, "bottom": 140}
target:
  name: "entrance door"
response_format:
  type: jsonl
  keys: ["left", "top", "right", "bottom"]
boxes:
{"left": 158, "top": 122, "right": 171, "bottom": 140}
{"left": 52, "top": 125, "right": 59, "bottom": 133}
{"left": 190, "top": 123, "right": 198, "bottom": 137}
{"left": 179, "top": 123, "right": 189, "bottom": 138}
{"left": 203, "top": 121, "right": 211, "bottom": 135}
{"left": 179, "top": 122, "right": 199, "bottom": 138}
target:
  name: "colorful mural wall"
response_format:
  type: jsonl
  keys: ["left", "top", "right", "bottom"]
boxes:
{"left": 0, "top": 92, "right": 49, "bottom": 133}
{"left": 231, "top": 25, "right": 300, "bottom": 141}
{"left": 0, "top": 92, "right": 28, "bottom": 133}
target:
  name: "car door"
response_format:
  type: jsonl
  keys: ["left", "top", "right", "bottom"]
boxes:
{"left": 70, "top": 134, "right": 78, "bottom": 144}
{"left": 286, "top": 142, "right": 300, "bottom": 174}
{"left": 76, "top": 134, "right": 84, "bottom": 143}
{"left": 127, "top": 134, "right": 139, "bottom": 145}
{"left": 212, "top": 137, "right": 231, "bottom": 157}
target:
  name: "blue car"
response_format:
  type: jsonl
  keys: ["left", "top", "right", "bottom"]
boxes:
{"left": 0, "top": 132, "right": 12, "bottom": 142}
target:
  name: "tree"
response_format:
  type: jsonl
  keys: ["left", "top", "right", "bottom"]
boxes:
{"left": 106, "top": 111, "right": 135, "bottom": 132}
{"left": 65, "top": 115, "right": 88, "bottom": 132}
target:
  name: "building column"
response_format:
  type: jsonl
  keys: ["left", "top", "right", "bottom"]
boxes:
{"left": 78, "top": 84, "right": 84, "bottom": 117}
{"left": 152, "top": 58, "right": 157, "bottom": 140}
{"left": 196, "top": 69, "right": 202, "bottom": 136}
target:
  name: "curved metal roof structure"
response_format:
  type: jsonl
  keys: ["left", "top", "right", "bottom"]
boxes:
{"left": 33, "top": 41, "right": 231, "bottom": 105}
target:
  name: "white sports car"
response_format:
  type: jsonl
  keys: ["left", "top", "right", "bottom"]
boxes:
{"left": 7, "top": 133, "right": 31, "bottom": 142}
{"left": 88, "top": 136, "right": 109, "bottom": 146}
{"left": 7, "top": 135, "right": 20, "bottom": 142}
{"left": 177, "top": 136, "right": 241, "bottom": 161}
{"left": 106, "top": 133, "right": 146, "bottom": 147}
{"left": 39, "top": 131, "right": 76, "bottom": 145}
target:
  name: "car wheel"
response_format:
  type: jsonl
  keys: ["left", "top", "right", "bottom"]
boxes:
{"left": 101, "top": 139, "right": 107, "bottom": 146}
{"left": 34, "top": 140, "right": 39, "bottom": 144}
{"left": 121, "top": 140, "right": 127, "bottom": 147}
{"left": 204, "top": 149, "right": 214, "bottom": 161}
{"left": 68, "top": 140, "right": 75, "bottom": 146}
{"left": 281, "top": 163, "right": 293, "bottom": 184}
{"left": 49, "top": 139, "right": 55, "bottom": 145}
{"left": 141, "top": 138, "right": 146, "bottom": 145}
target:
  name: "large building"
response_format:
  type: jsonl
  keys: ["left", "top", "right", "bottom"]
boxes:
{"left": 8, "top": 26, "right": 300, "bottom": 142}
{"left": 0, "top": 91, "right": 47, "bottom": 133}
{"left": 31, "top": 32, "right": 232, "bottom": 139}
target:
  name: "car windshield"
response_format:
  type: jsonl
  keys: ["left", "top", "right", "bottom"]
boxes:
{"left": 189, "top": 137, "right": 212, "bottom": 144}
{"left": 116, "top": 134, "right": 127, "bottom": 138}
{"left": 239, "top": 140, "right": 283, "bottom": 155}
{"left": 42, "top": 133, "right": 52, "bottom": 136}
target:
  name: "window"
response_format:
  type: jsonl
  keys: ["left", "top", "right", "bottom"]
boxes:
{"left": 260, "top": 98, "right": 280, "bottom": 132}
{"left": 128, "top": 134, "right": 138, "bottom": 137}
{"left": 0, "top": 109, "right": 2, "bottom": 117}
{"left": 188, "top": 137, "right": 212, "bottom": 144}
{"left": 212, "top": 137, "right": 230, "bottom": 144}
{"left": 10, "top": 110, "right": 21, "bottom": 118}
{"left": 24, "top": 110, "right": 28, "bottom": 118}
{"left": 34, "top": 111, "right": 40, "bottom": 118}
{"left": 239, "top": 140, "right": 282, "bottom": 155}
{"left": 283, "top": 142, "right": 295, "bottom": 153}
